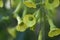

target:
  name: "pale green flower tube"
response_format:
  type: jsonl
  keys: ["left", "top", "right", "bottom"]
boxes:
{"left": 5, "top": 0, "right": 11, "bottom": 9}
{"left": 33, "top": 9, "right": 40, "bottom": 19}
{"left": 22, "top": 7, "right": 27, "bottom": 18}
{"left": 13, "top": 1, "right": 22, "bottom": 14}
{"left": 16, "top": 15, "right": 22, "bottom": 24}
{"left": 33, "top": 9, "right": 41, "bottom": 23}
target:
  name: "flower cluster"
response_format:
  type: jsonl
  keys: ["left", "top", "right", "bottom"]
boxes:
{"left": 0, "top": 0, "right": 60, "bottom": 40}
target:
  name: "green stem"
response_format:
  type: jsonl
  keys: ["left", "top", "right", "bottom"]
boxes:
{"left": 22, "top": 7, "right": 27, "bottom": 18}
{"left": 38, "top": 21, "right": 44, "bottom": 40}
{"left": 12, "top": 0, "right": 23, "bottom": 24}
{"left": 16, "top": 15, "right": 22, "bottom": 24}
{"left": 38, "top": 30, "right": 42, "bottom": 40}
{"left": 13, "top": 1, "right": 22, "bottom": 14}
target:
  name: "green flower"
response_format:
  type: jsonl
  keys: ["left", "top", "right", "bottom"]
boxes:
{"left": 45, "top": 0, "right": 59, "bottom": 9}
{"left": 16, "top": 22, "right": 28, "bottom": 32}
{"left": 47, "top": 15, "right": 60, "bottom": 37}
{"left": 48, "top": 28, "right": 60, "bottom": 37}
{"left": 23, "top": 14, "right": 36, "bottom": 27}
{"left": 23, "top": 1, "right": 36, "bottom": 8}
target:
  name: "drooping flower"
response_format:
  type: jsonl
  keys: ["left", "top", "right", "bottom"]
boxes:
{"left": 23, "top": 14, "right": 36, "bottom": 27}
{"left": 23, "top": 1, "right": 36, "bottom": 8}
{"left": 48, "top": 28, "right": 60, "bottom": 37}
{"left": 45, "top": 0, "right": 59, "bottom": 9}
{"left": 47, "top": 15, "right": 60, "bottom": 37}
{"left": 16, "top": 22, "right": 28, "bottom": 32}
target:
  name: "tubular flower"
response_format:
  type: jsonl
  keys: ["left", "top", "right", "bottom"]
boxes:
{"left": 23, "top": 14, "right": 36, "bottom": 27}
{"left": 16, "top": 22, "right": 28, "bottom": 32}
{"left": 45, "top": 0, "right": 59, "bottom": 9}
{"left": 0, "top": 0, "right": 3, "bottom": 8}
{"left": 23, "top": 1, "right": 36, "bottom": 8}
{"left": 48, "top": 28, "right": 60, "bottom": 37}
{"left": 47, "top": 15, "right": 60, "bottom": 37}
